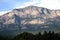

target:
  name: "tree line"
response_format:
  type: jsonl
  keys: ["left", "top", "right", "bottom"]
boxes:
{"left": 0, "top": 31, "right": 60, "bottom": 40}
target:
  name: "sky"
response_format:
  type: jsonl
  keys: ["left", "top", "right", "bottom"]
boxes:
{"left": 0, "top": 0, "right": 60, "bottom": 15}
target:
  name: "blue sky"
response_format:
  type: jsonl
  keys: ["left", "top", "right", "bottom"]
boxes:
{"left": 0, "top": 0, "right": 29, "bottom": 11}
{"left": 0, "top": 0, "right": 60, "bottom": 15}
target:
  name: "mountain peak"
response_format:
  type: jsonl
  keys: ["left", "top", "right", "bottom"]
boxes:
{"left": 12, "top": 6, "right": 49, "bottom": 11}
{"left": 0, "top": 6, "right": 60, "bottom": 36}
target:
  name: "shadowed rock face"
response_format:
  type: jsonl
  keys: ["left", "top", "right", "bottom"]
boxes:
{"left": 0, "top": 6, "right": 60, "bottom": 36}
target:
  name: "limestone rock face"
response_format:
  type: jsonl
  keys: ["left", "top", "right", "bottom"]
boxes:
{"left": 0, "top": 6, "right": 60, "bottom": 25}
{"left": 0, "top": 6, "right": 60, "bottom": 36}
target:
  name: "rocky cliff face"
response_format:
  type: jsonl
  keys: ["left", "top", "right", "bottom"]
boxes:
{"left": 0, "top": 6, "right": 60, "bottom": 36}
{"left": 0, "top": 6, "right": 59, "bottom": 24}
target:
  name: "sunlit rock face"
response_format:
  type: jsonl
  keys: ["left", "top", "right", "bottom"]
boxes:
{"left": 1, "top": 6, "right": 60, "bottom": 25}
{"left": 0, "top": 6, "right": 50, "bottom": 24}
{"left": 0, "top": 6, "right": 60, "bottom": 35}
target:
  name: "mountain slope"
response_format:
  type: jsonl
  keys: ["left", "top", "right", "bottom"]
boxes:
{"left": 0, "top": 6, "right": 60, "bottom": 36}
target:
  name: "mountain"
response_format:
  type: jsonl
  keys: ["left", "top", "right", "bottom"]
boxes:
{"left": 0, "top": 6, "right": 60, "bottom": 37}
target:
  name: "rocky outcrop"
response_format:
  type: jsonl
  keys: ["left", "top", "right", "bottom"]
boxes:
{"left": 0, "top": 6, "right": 60, "bottom": 36}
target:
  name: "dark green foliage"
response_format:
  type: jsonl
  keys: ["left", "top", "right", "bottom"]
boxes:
{"left": 13, "top": 31, "right": 60, "bottom": 40}
{"left": 35, "top": 32, "right": 42, "bottom": 40}
{"left": 14, "top": 32, "right": 35, "bottom": 40}
{"left": 0, "top": 31, "right": 60, "bottom": 40}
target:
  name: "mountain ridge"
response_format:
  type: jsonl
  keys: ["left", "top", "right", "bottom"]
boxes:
{"left": 0, "top": 5, "right": 60, "bottom": 28}
{"left": 0, "top": 6, "right": 60, "bottom": 37}
{"left": 1, "top": 6, "right": 60, "bottom": 16}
